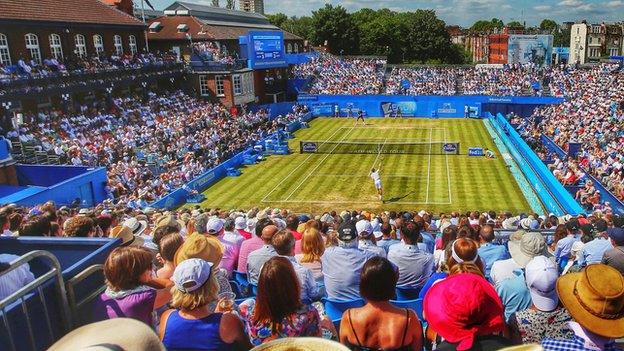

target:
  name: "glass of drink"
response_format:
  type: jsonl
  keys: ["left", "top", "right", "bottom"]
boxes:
{"left": 217, "top": 292, "right": 236, "bottom": 312}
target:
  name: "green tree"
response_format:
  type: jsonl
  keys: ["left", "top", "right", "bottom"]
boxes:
{"left": 353, "top": 9, "right": 409, "bottom": 62}
{"left": 286, "top": 16, "right": 314, "bottom": 42}
{"left": 540, "top": 19, "right": 558, "bottom": 32}
{"left": 266, "top": 13, "right": 288, "bottom": 28}
{"left": 311, "top": 4, "right": 359, "bottom": 54}
{"left": 554, "top": 27, "right": 571, "bottom": 47}
{"left": 507, "top": 21, "right": 524, "bottom": 28}
{"left": 470, "top": 18, "right": 503, "bottom": 32}
{"left": 402, "top": 10, "right": 458, "bottom": 63}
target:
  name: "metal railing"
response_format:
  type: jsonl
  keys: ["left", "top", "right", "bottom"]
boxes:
{"left": 65, "top": 264, "right": 105, "bottom": 329}
{"left": 0, "top": 250, "right": 70, "bottom": 351}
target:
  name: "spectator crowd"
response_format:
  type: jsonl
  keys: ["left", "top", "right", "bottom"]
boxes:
{"left": 2, "top": 201, "right": 624, "bottom": 350}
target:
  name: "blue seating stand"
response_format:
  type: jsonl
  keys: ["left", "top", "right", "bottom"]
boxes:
{"left": 226, "top": 167, "right": 241, "bottom": 177}
{"left": 390, "top": 298, "right": 424, "bottom": 322}
{"left": 395, "top": 286, "right": 421, "bottom": 301}
{"left": 321, "top": 297, "right": 365, "bottom": 332}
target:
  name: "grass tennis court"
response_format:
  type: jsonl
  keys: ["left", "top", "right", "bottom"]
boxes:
{"left": 195, "top": 117, "right": 532, "bottom": 213}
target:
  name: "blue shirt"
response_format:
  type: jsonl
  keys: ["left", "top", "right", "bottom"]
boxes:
{"left": 321, "top": 245, "right": 377, "bottom": 300}
{"left": 495, "top": 269, "right": 532, "bottom": 323}
{"left": 420, "top": 232, "right": 435, "bottom": 254}
{"left": 478, "top": 243, "right": 510, "bottom": 279}
{"left": 542, "top": 336, "right": 621, "bottom": 351}
{"left": 162, "top": 311, "right": 231, "bottom": 351}
{"left": 358, "top": 240, "right": 387, "bottom": 258}
{"left": 419, "top": 272, "right": 448, "bottom": 299}
{"left": 377, "top": 238, "right": 400, "bottom": 253}
{"left": 387, "top": 242, "right": 434, "bottom": 289}
{"left": 555, "top": 235, "right": 580, "bottom": 262}
{"left": 578, "top": 237, "right": 613, "bottom": 266}
{"left": 247, "top": 245, "right": 277, "bottom": 284}
{"left": 284, "top": 256, "right": 319, "bottom": 302}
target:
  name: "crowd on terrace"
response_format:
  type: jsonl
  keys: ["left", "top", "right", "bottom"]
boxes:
{"left": 191, "top": 42, "right": 236, "bottom": 65}
{"left": 292, "top": 54, "right": 386, "bottom": 95}
{"left": 2, "top": 202, "right": 624, "bottom": 350}
{"left": 385, "top": 67, "right": 459, "bottom": 96}
{"left": 3, "top": 91, "right": 309, "bottom": 207}
{"left": 516, "top": 64, "right": 624, "bottom": 204}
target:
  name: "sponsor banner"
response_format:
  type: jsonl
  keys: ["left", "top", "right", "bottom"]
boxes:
{"left": 469, "top": 147, "right": 485, "bottom": 157}
{"left": 381, "top": 101, "right": 416, "bottom": 117}
{"left": 443, "top": 143, "right": 459, "bottom": 153}
{"left": 301, "top": 142, "right": 318, "bottom": 153}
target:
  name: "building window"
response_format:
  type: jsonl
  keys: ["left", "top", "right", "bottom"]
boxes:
{"left": 287, "top": 43, "right": 292, "bottom": 53}
{"left": 25, "top": 33, "right": 41, "bottom": 64}
{"left": 128, "top": 35, "right": 137, "bottom": 55}
{"left": 609, "top": 48, "right": 618, "bottom": 57}
{"left": 48, "top": 34, "right": 63, "bottom": 60}
{"left": 243, "top": 72, "right": 253, "bottom": 94}
{"left": 199, "top": 75, "right": 209, "bottom": 96}
{"left": 93, "top": 35, "right": 104, "bottom": 55}
{"left": 215, "top": 75, "right": 225, "bottom": 97}
{"left": 0, "top": 33, "right": 11, "bottom": 65}
{"left": 233, "top": 74, "right": 242, "bottom": 95}
{"left": 74, "top": 34, "right": 87, "bottom": 58}
{"left": 294, "top": 43, "right": 299, "bottom": 53}
{"left": 113, "top": 35, "right": 123, "bottom": 56}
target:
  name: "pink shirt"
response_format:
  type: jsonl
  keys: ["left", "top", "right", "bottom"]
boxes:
{"left": 237, "top": 236, "right": 264, "bottom": 273}
{"left": 295, "top": 240, "right": 302, "bottom": 255}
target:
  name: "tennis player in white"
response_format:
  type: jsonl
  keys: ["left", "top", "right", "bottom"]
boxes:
{"left": 370, "top": 167, "right": 383, "bottom": 201}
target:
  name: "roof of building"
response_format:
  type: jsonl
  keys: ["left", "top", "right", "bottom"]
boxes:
{"left": 147, "top": 15, "right": 302, "bottom": 41}
{"left": 165, "top": 1, "right": 269, "bottom": 25}
{"left": 0, "top": 0, "right": 145, "bottom": 26}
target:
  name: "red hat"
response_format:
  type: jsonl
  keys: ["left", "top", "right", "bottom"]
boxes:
{"left": 423, "top": 273, "right": 505, "bottom": 351}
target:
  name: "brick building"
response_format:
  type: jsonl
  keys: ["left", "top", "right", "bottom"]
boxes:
{"left": 0, "top": 0, "right": 146, "bottom": 66}
{"left": 148, "top": 1, "right": 304, "bottom": 106}
{"left": 570, "top": 22, "right": 624, "bottom": 64}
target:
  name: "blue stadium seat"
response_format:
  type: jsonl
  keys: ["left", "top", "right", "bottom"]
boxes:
{"left": 395, "top": 286, "right": 421, "bottom": 301}
{"left": 229, "top": 280, "right": 243, "bottom": 299}
{"left": 321, "top": 297, "right": 365, "bottom": 322}
{"left": 249, "top": 283, "right": 258, "bottom": 297}
{"left": 233, "top": 270, "right": 248, "bottom": 288}
{"left": 390, "top": 298, "right": 424, "bottom": 322}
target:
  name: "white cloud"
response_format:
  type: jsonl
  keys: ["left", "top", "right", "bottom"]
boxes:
{"left": 606, "top": 0, "right": 623, "bottom": 7}
{"left": 534, "top": 5, "right": 552, "bottom": 10}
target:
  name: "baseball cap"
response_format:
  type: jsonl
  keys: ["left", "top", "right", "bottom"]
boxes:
{"left": 338, "top": 221, "right": 357, "bottom": 242}
{"left": 172, "top": 258, "right": 213, "bottom": 293}
{"left": 206, "top": 218, "right": 224, "bottom": 235}
{"left": 234, "top": 216, "right": 246, "bottom": 230}
{"left": 608, "top": 227, "right": 624, "bottom": 246}
{"left": 525, "top": 256, "right": 559, "bottom": 312}
{"left": 355, "top": 220, "right": 373, "bottom": 236}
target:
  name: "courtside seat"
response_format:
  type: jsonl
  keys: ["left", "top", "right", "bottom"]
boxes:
{"left": 395, "top": 286, "right": 421, "bottom": 301}
{"left": 390, "top": 298, "right": 424, "bottom": 322}
{"left": 322, "top": 297, "right": 365, "bottom": 333}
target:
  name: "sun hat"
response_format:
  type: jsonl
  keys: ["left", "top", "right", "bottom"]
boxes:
{"left": 556, "top": 264, "right": 624, "bottom": 338}
{"left": 174, "top": 233, "right": 223, "bottom": 266}
{"left": 251, "top": 337, "right": 350, "bottom": 351}
{"left": 109, "top": 225, "right": 144, "bottom": 247}
{"left": 355, "top": 220, "right": 373, "bottom": 237}
{"left": 172, "top": 258, "right": 213, "bottom": 293}
{"left": 123, "top": 217, "right": 147, "bottom": 236}
{"left": 155, "top": 215, "right": 182, "bottom": 231}
{"left": 571, "top": 241, "right": 585, "bottom": 256}
{"left": 234, "top": 216, "right": 246, "bottom": 230}
{"left": 246, "top": 218, "right": 256, "bottom": 232}
{"left": 608, "top": 227, "right": 624, "bottom": 246}
{"left": 508, "top": 231, "right": 553, "bottom": 267}
{"left": 48, "top": 318, "right": 166, "bottom": 351}
{"left": 525, "top": 256, "right": 559, "bottom": 312}
{"left": 424, "top": 273, "right": 505, "bottom": 351}
{"left": 337, "top": 221, "right": 357, "bottom": 243}
{"left": 206, "top": 217, "right": 224, "bottom": 235}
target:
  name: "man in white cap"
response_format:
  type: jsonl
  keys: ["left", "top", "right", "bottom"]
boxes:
{"left": 234, "top": 216, "right": 252, "bottom": 240}
{"left": 507, "top": 256, "right": 572, "bottom": 344}
{"left": 356, "top": 219, "right": 386, "bottom": 258}
{"left": 210, "top": 218, "right": 244, "bottom": 277}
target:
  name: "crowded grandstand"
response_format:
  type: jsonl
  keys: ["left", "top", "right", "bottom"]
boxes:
{"left": 1, "top": 0, "right": 624, "bottom": 350}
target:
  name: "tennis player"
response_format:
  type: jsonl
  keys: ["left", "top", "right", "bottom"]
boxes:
{"left": 356, "top": 110, "right": 365, "bottom": 125}
{"left": 370, "top": 167, "right": 383, "bottom": 201}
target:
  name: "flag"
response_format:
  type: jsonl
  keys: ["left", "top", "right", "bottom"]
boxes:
{"left": 143, "top": 0, "right": 155, "bottom": 10}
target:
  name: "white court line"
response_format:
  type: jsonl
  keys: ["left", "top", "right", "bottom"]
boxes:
{"left": 260, "top": 124, "right": 345, "bottom": 203}
{"left": 262, "top": 199, "right": 453, "bottom": 205}
{"left": 371, "top": 137, "right": 388, "bottom": 170}
{"left": 425, "top": 128, "right": 433, "bottom": 203}
{"left": 312, "top": 174, "right": 427, "bottom": 178}
{"left": 339, "top": 126, "right": 447, "bottom": 130}
{"left": 283, "top": 125, "right": 356, "bottom": 201}
{"left": 445, "top": 128, "right": 453, "bottom": 204}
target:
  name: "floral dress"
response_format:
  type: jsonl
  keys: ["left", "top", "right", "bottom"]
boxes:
{"left": 508, "top": 306, "right": 574, "bottom": 344}
{"left": 239, "top": 299, "right": 321, "bottom": 346}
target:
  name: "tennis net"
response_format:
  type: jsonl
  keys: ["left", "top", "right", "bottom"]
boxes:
{"left": 299, "top": 140, "right": 460, "bottom": 155}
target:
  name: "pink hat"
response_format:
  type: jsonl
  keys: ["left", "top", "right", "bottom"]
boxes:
{"left": 424, "top": 273, "right": 505, "bottom": 351}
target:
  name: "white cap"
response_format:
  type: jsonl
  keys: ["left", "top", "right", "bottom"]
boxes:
{"left": 356, "top": 220, "right": 373, "bottom": 236}
{"left": 525, "top": 255, "right": 559, "bottom": 312}
{"left": 246, "top": 218, "right": 256, "bottom": 232}
{"left": 206, "top": 218, "right": 224, "bottom": 234}
{"left": 172, "top": 258, "right": 213, "bottom": 293}
{"left": 234, "top": 216, "right": 246, "bottom": 230}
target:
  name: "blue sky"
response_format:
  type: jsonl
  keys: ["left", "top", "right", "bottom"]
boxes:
{"left": 147, "top": 0, "right": 623, "bottom": 27}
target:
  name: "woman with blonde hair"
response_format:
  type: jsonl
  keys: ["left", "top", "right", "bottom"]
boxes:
{"left": 160, "top": 258, "right": 251, "bottom": 350}
{"left": 295, "top": 228, "right": 325, "bottom": 282}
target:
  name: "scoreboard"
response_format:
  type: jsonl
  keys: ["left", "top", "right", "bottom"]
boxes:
{"left": 241, "top": 31, "right": 288, "bottom": 69}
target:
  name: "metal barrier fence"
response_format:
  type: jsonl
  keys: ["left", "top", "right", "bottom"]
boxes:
{"left": 0, "top": 250, "right": 70, "bottom": 351}
{"left": 65, "top": 264, "right": 105, "bottom": 329}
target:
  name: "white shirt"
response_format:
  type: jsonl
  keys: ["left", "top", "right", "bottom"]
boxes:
{"left": 370, "top": 170, "right": 381, "bottom": 182}
{"left": 0, "top": 254, "right": 36, "bottom": 301}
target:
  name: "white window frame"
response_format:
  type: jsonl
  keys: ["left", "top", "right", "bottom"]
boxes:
{"left": 199, "top": 75, "right": 209, "bottom": 96}
{"left": 287, "top": 43, "right": 292, "bottom": 53}
{"left": 0, "top": 33, "right": 11, "bottom": 65}
{"left": 294, "top": 43, "right": 299, "bottom": 53}
{"left": 74, "top": 34, "right": 87, "bottom": 58}
{"left": 233, "top": 74, "right": 242, "bottom": 95}
{"left": 128, "top": 35, "right": 137, "bottom": 55}
{"left": 215, "top": 75, "right": 225, "bottom": 97}
{"left": 93, "top": 35, "right": 104, "bottom": 55}
{"left": 25, "top": 33, "right": 41, "bottom": 64}
{"left": 113, "top": 35, "right": 123, "bottom": 56}
{"left": 49, "top": 34, "right": 63, "bottom": 60}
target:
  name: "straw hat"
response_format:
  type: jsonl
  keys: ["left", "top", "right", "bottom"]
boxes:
{"left": 109, "top": 225, "right": 144, "bottom": 247}
{"left": 48, "top": 318, "right": 165, "bottom": 351}
{"left": 174, "top": 232, "right": 223, "bottom": 266}
{"left": 251, "top": 337, "right": 350, "bottom": 351}
{"left": 557, "top": 264, "right": 624, "bottom": 338}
